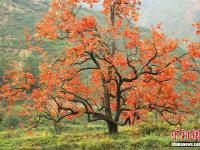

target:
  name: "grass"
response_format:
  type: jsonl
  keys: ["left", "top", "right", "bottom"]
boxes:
{"left": 0, "top": 124, "right": 183, "bottom": 150}
{"left": 1, "top": 120, "right": 200, "bottom": 149}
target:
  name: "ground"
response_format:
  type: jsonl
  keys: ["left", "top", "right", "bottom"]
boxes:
{"left": 0, "top": 123, "right": 198, "bottom": 150}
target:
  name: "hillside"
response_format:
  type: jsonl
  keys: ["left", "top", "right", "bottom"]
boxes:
{"left": 1, "top": 0, "right": 200, "bottom": 51}
{"left": 0, "top": 0, "right": 107, "bottom": 72}
{"left": 0, "top": 0, "right": 198, "bottom": 71}
{"left": 0, "top": 0, "right": 51, "bottom": 73}
{"left": 0, "top": 0, "right": 106, "bottom": 51}
{"left": 0, "top": 0, "right": 49, "bottom": 50}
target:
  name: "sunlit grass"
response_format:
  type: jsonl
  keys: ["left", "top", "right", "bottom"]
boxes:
{"left": 0, "top": 124, "right": 174, "bottom": 150}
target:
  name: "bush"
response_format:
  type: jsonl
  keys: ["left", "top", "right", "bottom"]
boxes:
{"left": 139, "top": 122, "right": 172, "bottom": 136}
{"left": 1, "top": 114, "right": 20, "bottom": 129}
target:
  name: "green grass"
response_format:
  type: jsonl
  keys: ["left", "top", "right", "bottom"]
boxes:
{"left": 1, "top": 120, "right": 200, "bottom": 150}
{"left": 0, "top": 124, "right": 180, "bottom": 150}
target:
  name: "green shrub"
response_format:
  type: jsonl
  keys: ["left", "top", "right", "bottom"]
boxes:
{"left": 2, "top": 115, "right": 20, "bottom": 129}
{"left": 139, "top": 122, "right": 172, "bottom": 136}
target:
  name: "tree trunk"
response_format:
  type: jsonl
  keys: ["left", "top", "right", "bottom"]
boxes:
{"left": 107, "top": 121, "right": 118, "bottom": 134}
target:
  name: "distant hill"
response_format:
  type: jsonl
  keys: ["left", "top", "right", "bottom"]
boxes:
{"left": 1, "top": 0, "right": 200, "bottom": 52}
{"left": 0, "top": 0, "right": 52, "bottom": 73}
{"left": 0, "top": 0, "right": 107, "bottom": 72}
{"left": 138, "top": 0, "right": 200, "bottom": 41}
{"left": 1, "top": 0, "right": 197, "bottom": 72}
{"left": 0, "top": 0, "right": 49, "bottom": 50}
{"left": 0, "top": 0, "right": 106, "bottom": 51}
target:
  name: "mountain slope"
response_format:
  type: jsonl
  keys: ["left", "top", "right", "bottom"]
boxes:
{"left": 1, "top": 0, "right": 200, "bottom": 51}
{"left": 0, "top": 0, "right": 105, "bottom": 51}
{"left": 0, "top": 0, "right": 108, "bottom": 72}
{"left": 0, "top": 0, "right": 49, "bottom": 50}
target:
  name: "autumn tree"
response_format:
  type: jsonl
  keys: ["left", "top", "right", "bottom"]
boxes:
{"left": 184, "top": 22, "right": 200, "bottom": 127}
{"left": 0, "top": 67, "right": 81, "bottom": 134}
{"left": 1, "top": 0, "right": 200, "bottom": 134}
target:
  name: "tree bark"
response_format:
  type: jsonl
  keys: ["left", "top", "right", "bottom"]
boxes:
{"left": 107, "top": 121, "right": 118, "bottom": 134}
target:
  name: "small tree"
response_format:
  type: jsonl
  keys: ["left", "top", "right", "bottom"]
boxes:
{"left": 0, "top": 68, "right": 80, "bottom": 134}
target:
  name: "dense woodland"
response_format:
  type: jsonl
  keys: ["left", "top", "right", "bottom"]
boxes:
{"left": 0, "top": 0, "right": 200, "bottom": 149}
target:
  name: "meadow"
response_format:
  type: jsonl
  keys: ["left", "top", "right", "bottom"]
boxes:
{"left": 0, "top": 120, "right": 199, "bottom": 149}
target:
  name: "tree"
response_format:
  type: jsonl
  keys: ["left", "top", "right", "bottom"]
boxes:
{"left": 1, "top": 0, "right": 199, "bottom": 134}
{"left": 0, "top": 68, "right": 80, "bottom": 134}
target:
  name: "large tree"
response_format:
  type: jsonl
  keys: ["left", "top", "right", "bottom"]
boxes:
{"left": 1, "top": 0, "right": 199, "bottom": 134}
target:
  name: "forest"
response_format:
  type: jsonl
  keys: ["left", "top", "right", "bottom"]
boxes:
{"left": 0, "top": 0, "right": 200, "bottom": 149}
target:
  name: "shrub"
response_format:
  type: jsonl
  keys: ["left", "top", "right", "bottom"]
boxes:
{"left": 139, "top": 122, "right": 172, "bottom": 136}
